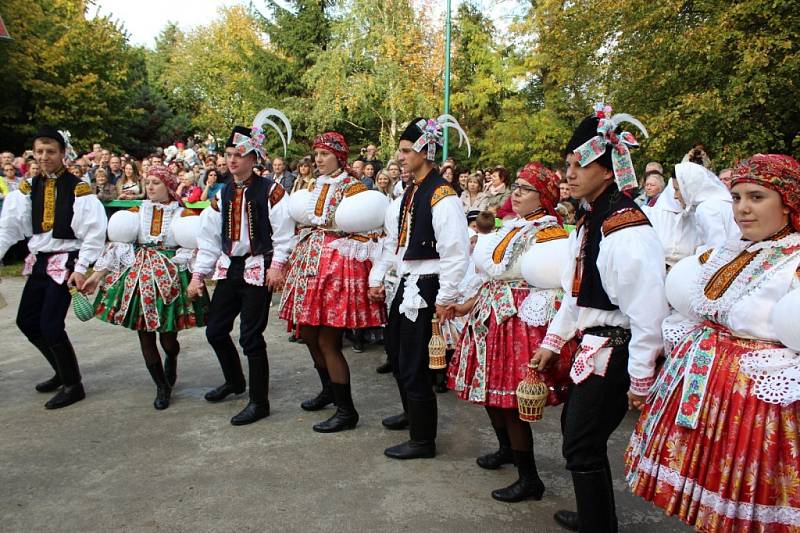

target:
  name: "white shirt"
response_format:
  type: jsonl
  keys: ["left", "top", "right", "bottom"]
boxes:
{"left": 369, "top": 187, "right": 469, "bottom": 306}
{"left": 193, "top": 180, "right": 294, "bottom": 276}
{"left": 0, "top": 183, "right": 107, "bottom": 274}
{"left": 541, "top": 223, "right": 669, "bottom": 393}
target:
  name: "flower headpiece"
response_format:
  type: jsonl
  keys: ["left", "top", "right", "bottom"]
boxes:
{"left": 572, "top": 103, "right": 648, "bottom": 192}
{"left": 232, "top": 108, "right": 293, "bottom": 161}
{"left": 58, "top": 130, "right": 77, "bottom": 162}
{"left": 409, "top": 114, "right": 471, "bottom": 161}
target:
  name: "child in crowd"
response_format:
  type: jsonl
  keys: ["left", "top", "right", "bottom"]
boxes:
{"left": 475, "top": 210, "right": 496, "bottom": 234}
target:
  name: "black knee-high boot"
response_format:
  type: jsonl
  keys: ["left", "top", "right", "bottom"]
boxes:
{"left": 384, "top": 398, "right": 437, "bottom": 459}
{"left": 477, "top": 427, "right": 514, "bottom": 469}
{"left": 30, "top": 337, "right": 62, "bottom": 393}
{"left": 312, "top": 382, "right": 359, "bottom": 433}
{"left": 162, "top": 339, "right": 180, "bottom": 387}
{"left": 44, "top": 341, "right": 85, "bottom": 410}
{"left": 231, "top": 357, "right": 270, "bottom": 426}
{"left": 301, "top": 367, "right": 334, "bottom": 411}
{"left": 382, "top": 379, "right": 409, "bottom": 430}
{"left": 491, "top": 450, "right": 545, "bottom": 502}
{"left": 146, "top": 361, "right": 172, "bottom": 410}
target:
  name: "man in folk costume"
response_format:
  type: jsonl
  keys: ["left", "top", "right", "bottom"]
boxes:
{"left": 369, "top": 116, "right": 470, "bottom": 459}
{"left": 188, "top": 109, "right": 295, "bottom": 426}
{"left": 0, "top": 128, "right": 107, "bottom": 409}
{"left": 530, "top": 104, "right": 669, "bottom": 532}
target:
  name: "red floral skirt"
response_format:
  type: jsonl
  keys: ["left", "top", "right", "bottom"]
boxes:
{"left": 446, "top": 284, "right": 573, "bottom": 409}
{"left": 625, "top": 326, "right": 800, "bottom": 532}
{"left": 279, "top": 231, "right": 386, "bottom": 330}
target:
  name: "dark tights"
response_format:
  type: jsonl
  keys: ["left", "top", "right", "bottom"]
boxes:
{"left": 137, "top": 331, "right": 179, "bottom": 367}
{"left": 299, "top": 325, "right": 349, "bottom": 384}
{"left": 485, "top": 405, "right": 533, "bottom": 451}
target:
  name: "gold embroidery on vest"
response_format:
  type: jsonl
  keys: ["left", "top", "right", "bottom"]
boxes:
{"left": 42, "top": 178, "right": 56, "bottom": 232}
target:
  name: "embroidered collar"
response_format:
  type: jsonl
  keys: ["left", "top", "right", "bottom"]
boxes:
{"left": 44, "top": 166, "right": 66, "bottom": 180}
{"left": 307, "top": 171, "right": 350, "bottom": 226}
{"left": 234, "top": 173, "right": 256, "bottom": 189}
{"left": 479, "top": 214, "right": 561, "bottom": 277}
{"left": 523, "top": 208, "right": 546, "bottom": 221}
{"left": 746, "top": 226, "right": 800, "bottom": 252}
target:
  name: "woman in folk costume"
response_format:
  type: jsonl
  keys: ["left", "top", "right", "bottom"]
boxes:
{"left": 81, "top": 165, "right": 209, "bottom": 410}
{"left": 625, "top": 154, "right": 800, "bottom": 533}
{"left": 279, "top": 132, "right": 387, "bottom": 433}
{"left": 447, "top": 162, "right": 575, "bottom": 502}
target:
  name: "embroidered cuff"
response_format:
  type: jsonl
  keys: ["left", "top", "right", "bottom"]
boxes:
{"left": 629, "top": 375, "right": 655, "bottom": 395}
{"left": 541, "top": 333, "right": 567, "bottom": 352}
{"left": 74, "top": 261, "right": 88, "bottom": 274}
{"left": 269, "top": 260, "right": 285, "bottom": 271}
{"left": 192, "top": 272, "right": 206, "bottom": 282}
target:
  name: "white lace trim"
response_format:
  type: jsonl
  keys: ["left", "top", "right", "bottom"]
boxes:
{"left": 398, "top": 274, "right": 426, "bottom": 322}
{"left": 171, "top": 247, "right": 195, "bottom": 272}
{"left": 662, "top": 312, "right": 701, "bottom": 354}
{"left": 139, "top": 200, "right": 180, "bottom": 245}
{"left": 479, "top": 215, "right": 559, "bottom": 277}
{"left": 691, "top": 236, "right": 800, "bottom": 324}
{"left": 739, "top": 348, "right": 800, "bottom": 405}
{"left": 95, "top": 242, "right": 136, "bottom": 273}
{"left": 306, "top": 172, "right": 347, "bottom": 226}
{"left": 635, "top": 457, "right": 800, "bottom": 526}
{"left": 518, "top": 288, "right": 558, "bottom": 327}
{"left": 327, "top": 235, "right": 382, "bottom": 262}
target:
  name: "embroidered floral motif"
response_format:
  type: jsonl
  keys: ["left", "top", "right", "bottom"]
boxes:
{"left": 601, "top": 207, "right": 650, "bottom": 236}
{"left": 269, "top": 183, "right": 285, "bottom": 207}
{"left": 430, "top": 184, "right": 456, "bottom": 207}
{"left": 42, "top": 178, "right": 56, "bottom": 232}
{"left": 150, "top": 206, "right": 164, "bottom": 237}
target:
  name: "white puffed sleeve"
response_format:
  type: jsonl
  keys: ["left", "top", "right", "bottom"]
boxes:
{"left": 0, "top": 190, "right": 32, "bottom": 259}
{"left": 540, "top": 229, "right": 581, "bottom": 352}
{"left": 598, "top": 225, "right": 669, "bottom": 394}
{"left": 432, "top": 195, "right": 469, "bottom": 305}
{"left": 268, "top": 184, "right": 295, "bottom": 269}
{"left": 71, "top": 194, "right": 108, "bottom": 274}
{"left": 193, "top": 205, "right": 223, "bottom": 278}
{"left": 369, "top": 197, "right": 402, "bottom": 287}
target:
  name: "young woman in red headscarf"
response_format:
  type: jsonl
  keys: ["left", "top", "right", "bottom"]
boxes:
{"left": 279, "top": 132, "right": 386, "bottom": 432}
{"left": 82, "top": 165, "right": 209, "bottom": 410}
{"left": 625, "top": 154, "right": 800, "bottom": 533}
{"left": 447, "top": 162, "right": 576, "bottom": 502}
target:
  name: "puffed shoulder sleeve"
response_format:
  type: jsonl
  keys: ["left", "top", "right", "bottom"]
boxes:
{"left": 71, "top": 193, "right": 108, "bottom": 273}
{"left": 0, "top": 189, "right": 33, "bottom": 259}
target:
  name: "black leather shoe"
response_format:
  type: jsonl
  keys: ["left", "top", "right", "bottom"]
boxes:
{"left": 164, "top": 355, "right": 177, "bottom": 387}
{"left": 381, "top": 412, "right": 409, "bottom": 430}
{"left": 45, "top": 384, "right": 85, "bottom": 409}
{"left": 376, "top": 359, "right": 392, "bottom": 374}
{"left": 204, "top": 382, "right": 246, "bottom": 402}
{"left": 384, "top": 439, "right": 436, "bottom": 459}
{"left": 230, "top": 402, "right": 270, "bottom": 425}
{"left": 491, "top": 476, "right": 545, "bottom": 502}
{"left": 312, "top": 408, "right": 359, "bottom": 432}
{"left": 477, "top": 447, "right": 514, "bottom": 469}
{"left": 35, "top": 375, "right": 62, "bottom": 393}
{"left": 553, "top": 510, "right": 579, "bottom": 532}
{"left": 154, "top": 385, "right": 171, "bottom": 410}
{"left": 301, "top": 387, "right": 334, "bottom": 411}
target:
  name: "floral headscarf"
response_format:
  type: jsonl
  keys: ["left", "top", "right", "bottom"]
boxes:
{"left": 517, "top": 162, "right": 561, "bottom": 222}
{"left": 730, "top": 154, "right": 800, "bottom": 230}
{"left": 313, "top": 132, "right": 350, "bottom": 172}
{"left": 146, "top": 164, "right": 180, "bottom": 202}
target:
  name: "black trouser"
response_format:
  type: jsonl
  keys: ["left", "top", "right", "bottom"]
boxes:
{"left": 560, "top": 329, "right": 631, "bottom": 472}
{"left": 386, "top": 276, "right": 438, "bottom": 402}
{"left": 205, "top": 258, "right": 271, "bottom": 381}
{"left": 16, "top": 252, "right": 81, "bottom": 384}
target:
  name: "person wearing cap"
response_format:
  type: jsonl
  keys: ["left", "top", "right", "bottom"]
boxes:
{"left": 278, "top": 132, "right": 387, "bottom": 433}
{"left": 0, "top": 128, "right": 107, "bottom": 409}
{"left": 81, "top": 165, "right": 210, "bottom": 411}
{"left": 626, "top": 154, "right": 800, "bottom": 532}
{"left": 530, "top": 104, "right": 669, "bottom": 532}
{"left": 368, "top": 116, "right": 470, "bottom": 460}
{"left": 447, "top": 162, "right": 575, "bottom": 502}
{"left": 187, "top": 112, "right": 295, "bottom": 426}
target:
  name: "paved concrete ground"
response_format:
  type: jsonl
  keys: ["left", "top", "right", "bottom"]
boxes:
{"left": 0, "top": 278, "right": 688, "bottom": 533}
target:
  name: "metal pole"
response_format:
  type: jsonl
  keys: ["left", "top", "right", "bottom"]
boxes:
{"left": 442, "top": 0, "right": 451, "bottom": 162}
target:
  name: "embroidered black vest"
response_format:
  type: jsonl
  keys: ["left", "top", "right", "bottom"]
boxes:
{"left": 31, "top": 170, "right": 80, "bottom": 240}
{"left": 220, "top": 176, "right": 275, "bottom": 257}
{"left": 398, "top": 169, "right": 449, "bottom": 261}
{"left": 574, "top": 184, "right": 646, "bottom": 310}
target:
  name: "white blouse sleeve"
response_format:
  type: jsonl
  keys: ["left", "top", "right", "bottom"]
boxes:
{"left": 599, "top": 225, "right": 669, "bottom": 394}
{"left": 369, "top": 197, "right": 401, "bottom": 287}
{"left": 432, "top": 195, "right": 470, "bottom": 305}
{"left": 0, "top": 190, "right": 32, "bottom": 259}
{"left": 268, "top": 184, "right": 295, "bottom": 268}
{"left": 193, "top": 204, "right": 223, "bottom": 277}
{"left": 541, "top": 230, "right": 581, "bottom": 352}
{"left": 71, "top": 194, "right": 109, "bottom": 274}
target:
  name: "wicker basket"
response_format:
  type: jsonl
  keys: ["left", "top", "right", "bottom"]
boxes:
{"left": 70, "top": 287, "right": 94, "bottom": 322}
{"left": 516, "top": 362, "right": 549, "bottom": 422}
{"left": 428, "top": 318, "right": 447, "bottom": 370}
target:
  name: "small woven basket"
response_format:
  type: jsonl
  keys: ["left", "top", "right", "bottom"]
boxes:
{"left": 70, "top": 287, "right": 94, "bottom": 322}
{"left": 516, "top": 362, "right": 549, "bottom": 422}
{"left": 428, "top": 318, "right": 447, "bottom": 370}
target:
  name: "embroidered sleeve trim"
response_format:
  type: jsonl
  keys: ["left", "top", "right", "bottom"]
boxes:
{"left": 698, "top": 248, "right": 714, "bottom": 264}
{"left": 629, "top": 375, "right": 655, "bottom": 395}
{"left": 18, "top": 180, "right": 31, "bottom": 195}
{"left": 535, "top": 226, "right": 569, "bottom": 243}
{"left": 344, "top": 182, "right": 368, "bottom": 198}
{"left": 601, "top": 207, "right": 650, "bottom": 237}
{"left": 74, "top": 182, "right": 92, "bottom": 197}
{"left": 430, "top": 184, "right": 456, "bottom": 207}
{"left": 541, "top": 333, "right": 567, "bottom": 352}
{"left": 269, "top": 183, "right": 286, "bottom": 207}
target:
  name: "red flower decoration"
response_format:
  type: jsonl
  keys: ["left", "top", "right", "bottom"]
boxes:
{"left": 699, "top": 339, "right": 713, "bottom": 351}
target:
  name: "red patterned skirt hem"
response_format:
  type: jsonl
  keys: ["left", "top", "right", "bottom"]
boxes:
{"left": 625, "top": 333, "right": 800, "bottom": 533}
